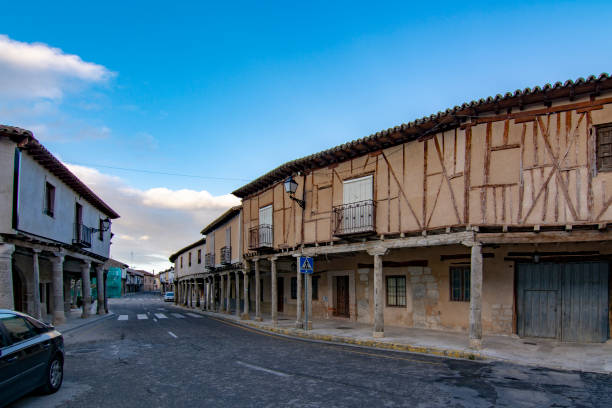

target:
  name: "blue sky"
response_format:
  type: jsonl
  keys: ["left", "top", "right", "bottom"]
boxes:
{"left": 2, "top": 1, "right": 612, "bottom": 269}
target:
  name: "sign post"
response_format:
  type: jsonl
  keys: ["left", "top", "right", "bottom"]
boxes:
{"left": 299, "top": 256, "right": 313, "bottom": 330}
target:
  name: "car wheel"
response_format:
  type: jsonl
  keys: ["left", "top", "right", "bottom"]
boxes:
{"left": 40, "top": 355, "right": 63, "bottom": 394}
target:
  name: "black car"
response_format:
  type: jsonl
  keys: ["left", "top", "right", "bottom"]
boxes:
{"left": 0, "top": 309, "right": 64, "bottom": 407}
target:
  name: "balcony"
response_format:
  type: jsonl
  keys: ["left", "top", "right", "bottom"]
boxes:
{"left": 220, "top": 246, "right": 231, "bottom": 265}
{"left": 73, "top": 223, "right": 92, "bottom": 248}
{"left": 248, "top": 224, "right": 273, "bottom": 250}
{"left": 332, "top": 200, "right": 376, "bottom": 236}
{"left": 205, "top": 253, "right": 215, "bottom": 269}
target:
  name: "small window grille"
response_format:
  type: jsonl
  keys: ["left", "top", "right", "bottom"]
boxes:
{"left": 386, "top": 276, "right": 406, "bottom": 307}
{"left": 597, "top": 124, "right": 612, "bottom": 172}
{"left": 450, "top": 266, "right": 470, "bottom": 302}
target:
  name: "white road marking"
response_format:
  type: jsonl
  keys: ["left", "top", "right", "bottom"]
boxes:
{"left": 186, "top": 313, "right": 202, "bottom": 318}
{"left": 171, "top": 313, "right": 185, "bottom": 319}
{"left": 168, "top": 331, "right": 178, "bottom": 339}
{"left": 236, "top": 361, "right": 291, "bottom": 377}
{"left": 154, "top": 313, "right": 167, "bottom": 319}
{"left": 117, "top": 315, "right": 128, "bottom": 321}
{"left": 137, "top": 314, "right": 148, "bottom": 320}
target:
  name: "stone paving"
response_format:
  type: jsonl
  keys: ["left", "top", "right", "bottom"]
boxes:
{"left": 190, "top": 306, "right": 612, "bottom": 374}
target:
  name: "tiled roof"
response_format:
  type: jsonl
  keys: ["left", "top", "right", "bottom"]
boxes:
{"left": 232, "top": 73, "right": 612, "bottom": 198}
{"left": 0, "top": 124, "right": 120, "bottom": 219}
{"left": 200, "top": 205, "right": 242, "bottom": 235}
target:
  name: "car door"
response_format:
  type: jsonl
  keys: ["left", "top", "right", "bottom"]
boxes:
{"left": 0, "top": 314, "right": 48, "bottom": 401}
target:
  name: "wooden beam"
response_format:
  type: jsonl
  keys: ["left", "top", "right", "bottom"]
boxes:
{"left": 477, "top": 230, "right": 612, "bottom": 244}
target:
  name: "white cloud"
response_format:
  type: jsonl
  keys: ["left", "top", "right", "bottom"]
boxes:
{"left": 0, "top": 34, "right": 114, "bottom": 100}
{"left": 65, "top": 164, "right": 240, "bottom": 272}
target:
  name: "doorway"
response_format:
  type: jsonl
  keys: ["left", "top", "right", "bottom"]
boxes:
{"left": 277, "top": 277, "right": 284, "bottom": 312}
{"left": 335, "top": 275, "right": 350, "bottom": 317}
{"left": 12, "top": 268, "right": 25, "bottom": 312}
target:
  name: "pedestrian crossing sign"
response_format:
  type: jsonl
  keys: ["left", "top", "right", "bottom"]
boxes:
{"left": 299, "top": 256, "right": 314, "bottom": 274}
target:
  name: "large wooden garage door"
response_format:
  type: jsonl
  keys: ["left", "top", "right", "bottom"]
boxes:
{"left": 517, "top": 262, "right": 609, "bottom": 342}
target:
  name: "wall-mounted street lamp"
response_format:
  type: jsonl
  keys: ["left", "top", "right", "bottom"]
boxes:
{"left": 92, "top": 217, "right": 112, "bottom": 233}
{"left": 284, "top": 176, "right": 305, "bottom": 209}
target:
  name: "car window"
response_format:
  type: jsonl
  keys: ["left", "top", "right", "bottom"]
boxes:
{"left": 0, "top": 315, "right": 37, "bottom": 344}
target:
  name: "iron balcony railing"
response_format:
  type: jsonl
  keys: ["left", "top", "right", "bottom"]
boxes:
{"left": 205, "top": 253, "right": 215, "bottom": 269}
{"left": 332, "top": 199, "right": 376, "bottom": 236}
{"left": 73, "top": 223, "right": 92, "bottom": 248}
{"left": 248, "top": 224, "right": 273, "bottom": 250}
{"left": 220, "top": 246, "right": 231, "bottom": 265}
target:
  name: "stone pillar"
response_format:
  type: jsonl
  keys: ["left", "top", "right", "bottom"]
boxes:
{"left": 305, "top": 273, "right": 313, "bottom": 330}
{"left": 0, "top": 244, "right": 15, "bottom": 310}
{"left": 241, "top": 269, "right": 249, "bottom": 319}
{"left": 218, "top": 274, "right": 225, "bottom": 313}
{"left": 96, "top": 265, "right": 104, "bottom": 314}
{"left": 225, "top": 273, "right": 231, "bottom": 313}
{"left": 469, "top": 243, "right": 483, "bottom": 349}
{"left": 212, "top": 276, "right": 217, "bottom": 311}
{"left": 63, "top": 278, "right": 71, "bottom": 314}
{"left": 32, "top": 249, "right": 42, "bottom": 320}
{"left": 254, "top": 259, "right": 262, "bottom": 321}
{"left": 51, "top": 254, "right": 66, "bottom": 325}
{"left": 174, "top": 280, "right": 179, "bottom": 305}
{"left": 295, "top": 255, "right": 303, "bottom": 328}
{"left": 80, "top": 261, "right": 92, "bottom": 318}
{"left": 188, "top": 281, "right": 193, "bottom": 308}
{"left": 103, "top": 270, "right": 109, "bottom": 313}
{"left": 368, "top": 247, "right": 387, "bottom": 338}
{"left": 271, "top": 256, "right": 278, "bottom": 327}
{"left": 235, "top": 270, "right": 240, "bottom": 318}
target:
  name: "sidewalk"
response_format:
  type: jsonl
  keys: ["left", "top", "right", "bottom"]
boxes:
{"left": 182, "top": 305, "right": 612, "bottom": 374}
{"left": 54, "top": 301, "right": 115, "bottom": 334}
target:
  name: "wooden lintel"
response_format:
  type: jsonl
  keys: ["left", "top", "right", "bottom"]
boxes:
{"left": 477, "top": 230, "right": 612, "bottom": 244}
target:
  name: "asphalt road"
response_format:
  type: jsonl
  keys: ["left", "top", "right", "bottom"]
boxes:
{"left": 10, "top": 294, "right": 612, "bottom": 407}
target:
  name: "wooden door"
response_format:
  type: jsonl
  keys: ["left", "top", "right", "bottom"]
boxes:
{"left": 277, "top": 277, "right": 284, "bottom": 312}
{"left": 335, "top": 276, "right": 350, "bottom": 317}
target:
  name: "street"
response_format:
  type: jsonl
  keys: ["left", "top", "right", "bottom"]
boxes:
{"left": 11, "top": 294, "right": 612, "bottom": 408}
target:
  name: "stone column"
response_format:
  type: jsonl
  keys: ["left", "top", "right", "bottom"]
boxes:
{"left": 254, "top": 259, "right": 262, "bottom": 321}
{"left": 271, "top": 256, "right": 278, "bottom": 327}
{"left": 295, "top": 255, "right": 302, "bottom": 328}
{"left": 196, "top": 279, "right": 201, "bottom": 308}
{"left": 0, "top": 244, "right": 16, "bottom": 310}
{"left": 51, "top": 253, "right": 66, "bottom": 324}
{"left": 220, "top": 274, "right": 225, "bottom": 312}
{"left": 469, "top": 243, "right": 483, "bottom": 349}
{"left": 212, "top": 276, "right": 218, "bottom": 311}
{"left": 201, "top": 279, "right": 206, "bottom": 310}
{"left": 225, "top": 273, "right": 231, "bottom": 313}
{"left": 188, "top": 281, "right": 193, "bottom": 308}
{"left": 103, "top": 270, "right": 109, "bottom": 313}
{"left": 63, "top": 278, "right": 71, "bottom": 314}
{"left": 174, "top": 280, "right": 179, "bottom": 305}
{"left": 368, "top": 247, "right": 387, "bottom": 338}
{"left": 80, "top": 261, "right": 92, "bottom": 318}
{"left": 235, "top": 271, "right": 240, "bottom": 318}
{"left": 241, "top": 269, "right": 249, "bottom": 319}
{"left": 32, "top": 249, "right": 42, "bottom": 320}
{"left": 305, "top": 273, "right": 313, "bottom": 330}
{"left": 96, "top": 265, "right": 104, "bottom": 314}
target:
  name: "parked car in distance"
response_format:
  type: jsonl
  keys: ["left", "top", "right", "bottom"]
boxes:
{"left": 0, "top": 309, "right": 64, "bottom": 407}
{"left": 164, "top": 292, "right": 175, "bottom": 302}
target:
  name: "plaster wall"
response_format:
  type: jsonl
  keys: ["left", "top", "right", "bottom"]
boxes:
{"left": 16, "top": 154, "right": 112, "bottom": 258}
{"left": 0, "top": 138, "right": 15, "bottom": 234}
{"left": 174, "top": 242, "right": 206, "bottom": 278}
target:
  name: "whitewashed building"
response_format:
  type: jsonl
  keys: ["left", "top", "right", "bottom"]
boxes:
{"left": 0, "top": 125, "right": 119, "bottom": 324}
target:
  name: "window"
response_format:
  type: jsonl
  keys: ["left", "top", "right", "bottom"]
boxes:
{"left": 386, "top": 276, "right": 406, "bottom": 307}
{"left": 197, "top": 249, "right": 201, "bottom": 264}
{"left": 1, "top": 315, "right": 37, "bottom": 344}
{"left": 180, "top": 256, "right": 183, "bottom": 268}
{"left": 44, "top": 182, "right": 55, "bottom": 217}
{"left": 98, "top": 219, "right": 104, "bottom": 241}
{"left": 597, "top": 124, "right": 612, "bottom": 172}
{"left": 188, "top": 252, "right": 192, "bottom": 267}
{"left": 450, "top": 266, "right": 470, "bottom": 302}
{"left": 291, "top": 277, "right": 297, "bottom": 299}
{"left": 312, "top": 276, "right": 319, "bottom": 300}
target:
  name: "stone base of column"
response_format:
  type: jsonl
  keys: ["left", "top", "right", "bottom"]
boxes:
{"left": 295, "top": 321, "right": 303, "bottom": 329}
{"left": 81, "top": 298, "right": 91, "bottom": 318}
{"left": 53, "top": 311, "right": 66, "bottom": 326}
{"left": 240, "top": 313, "right": 250, "bottom": 320}
{"left": 305, "top": 321, "right": 312, "bottom": 330}
{"left": 272, "top": 320, "right": 278, "bottom": 328}
{"left": 254, "top": 316, "right": 262, "bottom": 322}
{"left": 469, "top": 338, "right": 482, "bottom": 349}
{"left": 373, "top": 331, "right": 384, "bottom": 338}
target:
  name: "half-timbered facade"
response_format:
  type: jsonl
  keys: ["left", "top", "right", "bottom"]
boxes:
{"left": 233, "top": 74, "right": 612, "bottom": 345}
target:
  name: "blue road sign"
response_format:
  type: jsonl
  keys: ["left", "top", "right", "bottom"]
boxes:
{"left": 299, "top": 256, "right": 313, "bottom": 274}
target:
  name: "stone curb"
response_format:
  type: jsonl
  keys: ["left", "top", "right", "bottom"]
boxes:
{"left": 175, "top": 305, "right": 484, "bottom": 362}
{"left": 57, "top": 312, "right": 116, "bottom": 334}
